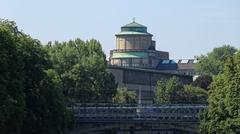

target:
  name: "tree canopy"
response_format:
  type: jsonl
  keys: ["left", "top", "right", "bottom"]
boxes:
{"left": 155, "top": 77, "right": 208, "bottom": 104}
{"left": 112, "top": 87, "right": 137, "bottom": 104}
{"left": 0, "top": 19, "right": 25, "bottom": 134}
{"left": 45, "top": 39, "right": 117, "bottom": 103}
{"left": 195, "top": 45, "right": 237, "bottom": 76}
{"left": 200, "top": 51, "right": 240, "bottom": 134}
{"left": 0, "top": 19, "right": 119, "bottom": 134}
{"left": 0, "top": 19, "right": 72, "bottom": 134}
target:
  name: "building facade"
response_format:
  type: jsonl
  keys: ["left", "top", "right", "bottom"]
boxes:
{"left": 109, "top": 21, "right": 169, "bottom": 69}
{"left": 108, "top": 21, "right": 197, "bottom": 104}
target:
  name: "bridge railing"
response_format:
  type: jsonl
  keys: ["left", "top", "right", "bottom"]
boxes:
{"left": 69, "top": 103, "right": 207, "bottom": 123}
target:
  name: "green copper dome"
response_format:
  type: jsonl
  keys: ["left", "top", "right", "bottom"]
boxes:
{"left": 116, "top": 21, "right": 152, "bottom": 36}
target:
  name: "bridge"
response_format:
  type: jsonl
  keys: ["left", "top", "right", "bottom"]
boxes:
{"left": 67, "top": 103, "right": 207, "bottom": 134}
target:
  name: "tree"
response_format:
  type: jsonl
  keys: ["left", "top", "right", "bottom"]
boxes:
{"left": 16, "top": 27, "right": 70, "bottom": 134}
{"left": 155, "top": 77, "right": 185, "bottom": 104}
{"left": 0, "top": 19, "right": 25, "bottom": 134}
{"left": 195, "top": 45, "right": 237, "bottom": 76}
{"left": 192, "top": 75, "right": 212, "bottom": 91}
{"left": 155, "top": 77, "right": 208, "bottom": 104}
{"left": 113, "top": 87, "right": 137, "bottom": 104}
{"left": 183, "top": 85, "right": 208, "bottom": 104}
{"left": 0, "top": 19, "right": 71, "bottom": 134}
{"left": 45, "top": 39, "right": 117, "bottom": 103}
{"left": 200, "top": 51, "right": 240, "bottom": 134}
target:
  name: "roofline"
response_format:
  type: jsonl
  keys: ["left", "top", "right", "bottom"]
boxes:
{"left": 107, "top": 65, "right": 193, "bottom": 77}
{"left": 115, "top": 33, "right": 153, "bottom": 36}
{"left": 121, "top": 22, "right": 147, "bottom": 28}
{"left": 121, "top": 25, "right": 147, "bottom": 28}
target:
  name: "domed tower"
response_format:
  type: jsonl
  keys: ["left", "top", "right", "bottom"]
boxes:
{"left": 116, "top": 21, "right": 154, "bottom": 50}
{"left": 109, "top": 20, "right": 169, "bottom": 68}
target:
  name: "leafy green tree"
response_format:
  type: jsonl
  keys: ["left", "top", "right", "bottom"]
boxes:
{"left": 113, "top": 87, "right": 137, "bottom": 104}
{"left": 15, "top": 27, "right": 70, "bottom": 134}
{"left": 155, "top": 77, "right": 185, "bottom": 104}
{"left": 0, "top": 19, "right": 25, "bottom": 134}
{"left": 196, "top": 45, "right": 237, "bottom": 76}
{"left": 200, "top": 51, "right": 240, "bottom": 134}
{"left": 40, "top": 69, "right": 73, "bottom": 133}
{"left": 155, "top": 77, "right": 207, "bottom": 104}
{"left": 45, "top": 39, "right": 117, "bottom": 103}
{"left": 98, "top": 72, "right": 118, "bottom": 102}
{"left": 183, "top": 85, "right": 208, "bottom": 104}
{"left": 0, "top": 19, "right": 71, "bottom": 134}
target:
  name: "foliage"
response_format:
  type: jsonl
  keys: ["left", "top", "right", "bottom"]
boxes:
{"left": 155, "top": 77, "right": 185, "bottom": 104}
{"left": 45, "top": 39, "right": 117, "bottom": 103}
{"left": 155, "top": 77, "right": 207, "bottom": 104}
{"left": 0, "top": 19, "right": 71, "bottom": 134}
{"left": 113, "top": 87, "right": 137, "bottom": 104}
{"left": 183, "top": 85, "right": 208, "bottom": 104}
{"left": 200, "top": 51, "right": 240, "bottom": 134}
{"left": 192, "top": 75, "right": 212, "bottom": 90}
{"left": 0, "top": 19, "right": 25, "bottom": 134}
{"left": 195, "top": 45, "right": 237, "bottom": 76}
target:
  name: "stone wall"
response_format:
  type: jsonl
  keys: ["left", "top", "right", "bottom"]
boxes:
{"left": 107, "top": 66, "right": 193, "bottom": 104}
{"left": 116, "top": 35, "right": 152, "bottom": 50}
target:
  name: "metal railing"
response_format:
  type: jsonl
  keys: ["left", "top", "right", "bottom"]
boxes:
{"left": 70, "top": 103, "right": 207, "bottom": 123}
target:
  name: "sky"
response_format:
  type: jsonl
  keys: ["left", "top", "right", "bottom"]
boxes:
{"left": 1, "top": 0, "right": 240, "bottom": 59}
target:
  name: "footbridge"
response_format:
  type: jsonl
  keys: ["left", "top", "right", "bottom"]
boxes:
{"left": 68, "top": 103, "right": 207, "bottom": 134}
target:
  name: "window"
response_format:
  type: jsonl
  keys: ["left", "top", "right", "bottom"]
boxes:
{"left": 122, "top": 63, "right": 129, "bottom": 67}
{"left": 132, "top": 63, "right": 140, "bottom": 67}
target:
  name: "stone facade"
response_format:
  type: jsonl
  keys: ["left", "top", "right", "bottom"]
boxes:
{"left": 107, "top": 66, "right": 192, "bottom": 104}
{"left": 116, "top": 35, "right": 153, "bottom": 50}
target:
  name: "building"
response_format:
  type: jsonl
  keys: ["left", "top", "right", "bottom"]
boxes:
{"left": 108, "top": 20, "right": 197, "bottom": 104}
{"left": 109, "top": 20, "right": 169, "bottom": 68}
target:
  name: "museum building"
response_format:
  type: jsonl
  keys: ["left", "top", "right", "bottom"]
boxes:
{"left": 108, "top": 21, "right": 197, "bottom": 104}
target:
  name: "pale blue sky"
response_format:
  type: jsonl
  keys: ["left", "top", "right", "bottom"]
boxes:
{"left": 1, "top": 0, "right": 239, "bottom": 59}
